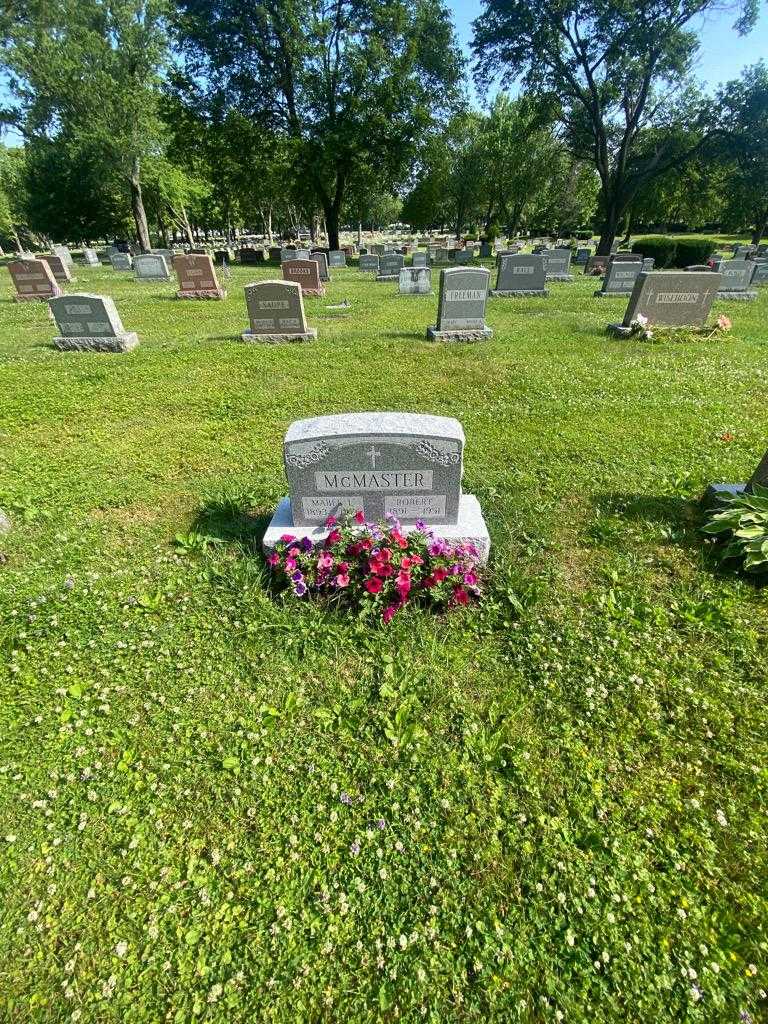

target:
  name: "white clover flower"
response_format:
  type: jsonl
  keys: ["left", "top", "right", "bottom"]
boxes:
{"left": 716, "top": 809, "right": 729, "bottom": 828}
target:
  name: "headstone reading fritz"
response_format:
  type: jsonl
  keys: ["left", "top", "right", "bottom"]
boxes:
{"left": 491, "top": 254, "right": 548, "bottom": 297}
{"left": 241, "top": 280, "right": 317, "bottom": 344}
{"left": 8, "top": 258, "right": 63, "bottom": 302}
{"left": 608, "top": 271, "right": 720, "bottom": 336}
{"left": 262, "top": 411, "right": 490, "bottom": 561}
{"left": 427, "top": 267, "right": 492, "bottom": 342}
{"left": 173, "top": 253, "right": 226, "bottom": 299}
{"left": 48, "top": 293, "right": 138, "bottom": 352}
{"left": 282, "top": 258, "right": 325, "bottom": 297}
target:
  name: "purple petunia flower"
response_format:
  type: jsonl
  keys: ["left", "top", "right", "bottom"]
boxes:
{"left": 350, "top": 839, "right": 360, "bottom": 856}
{"left": 301, "top": 537, "right": 314, "bottom": 551}
{"left": 415, "top": 519, "right": 427, "bottom": 532}
{"left": 292, "top": 570, "right": 304, "bottom": 582}
{"left": 374, "top": 818, "right": 386, "bottom": 830}
{"left": 340, "top": 792, "right": 352, "bottom": 805}
{"left": 294, "top": 581, "right": 307, "bottom": 596}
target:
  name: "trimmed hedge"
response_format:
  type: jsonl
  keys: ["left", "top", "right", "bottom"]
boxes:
{"left": 632, "top": 236, "right": 719, "bottom": 268}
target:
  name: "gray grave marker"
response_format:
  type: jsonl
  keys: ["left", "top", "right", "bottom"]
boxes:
{"left": 262, "top": 411, "right": 490, "bottom": 561}
{"left": 134, "top": 253, "right": 170, "bottom": 282}
{"left": 52, "top": 244, "right": 74, "bottom": 268}
{"left": 309, "top": 251, "right": 330, "bottom": 282}
{"left": 241, "top": 280, "right": 316, "bottom": 343}
{"left": 717, "top": 259, "right": 757, "bottom": 299}
{"left": 110, "top": 252, "right": 133, "bottom": 271}
{"left": 82, "top": 248, "right": 101, "bottom": 266}
{"left": 398, "top": 267, "right": 432, "bottom": 294}
{"left": 543, "top": 247, "right": 573, "bottom": 281}
{"left": 595, "top": 260, "right": 642, "bottom": 296}
{"left": 359, "top": 254, "right": 379, "bottom": 273}
{"left": 491, "top": 254, "right": 548, "bottom": 297}
{"left": 377, "top": 253, "right": 405, "bottom": 280}
{"left": 48, "top": 293, "right": 138, "bottom": 352}
{"left": 609, "top": 271, "right": 721, "bottom": 334}
{"left": 411, "top": 251, "right": 428, "bottom": 268}
{"left": 328, "top": 250, "right": 346, "bottom": 268}
{"left": 428, "top": 266, "right": 492, "bottom": 341}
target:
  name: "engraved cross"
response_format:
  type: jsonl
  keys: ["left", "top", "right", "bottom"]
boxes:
{"left": 368, "top": 445, "right": 382, "bottom": 468}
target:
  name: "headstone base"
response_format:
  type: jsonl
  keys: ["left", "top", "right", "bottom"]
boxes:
{"left": 240, "top": 328, "right": 317, "bottom": 345}
{"left": 594, "top": 290, "right": 632, "bottom": 298}
{"left": 547, "top": 274, "right": 573, "bottom": 282}
{"left": 701, "top": 482, "right": 745, "bottom": 509}
{"left": 607, "top": 323, "right": 634, "bottom": 337}
{"left": 176, "top": 288, "right": 227, "bottom": 300}
{"left": 16, "top": 286, "right": 63, "bottom": 302}
{"left": 490, "top": 289, "right": 548, "bottom": 298}
{"left": 300, "top": 287, "right": 326, "bottom": 297}
{"left": 53, "top": 332, "right": 139, "bottom": 353}
{"left": 375, "top": 275, "right": 399, "bottom": 282}
{"left": 426, "top": 326, "right": 493, "bottom": 343}
{"left": 716, "top": 290, "right": 756, "bottom": 301}
{"left": 263, "top": 494, "right": 491, "bottom": 563}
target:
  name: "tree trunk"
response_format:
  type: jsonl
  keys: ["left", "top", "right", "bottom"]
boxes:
{"left": 177, "top": 204, "right": 194, "bottom": 246}
{"left": 324, "top": 204, "right": 341, "bottom": 251}
{"left": 751, "top": 208, "right": 768, "bottom": 245}
{"left": 11, "top": 226, "right": 23, "bottom": 253}
{"left": 129, "top": 157, "right": 151, "bottom": 253}
{"left": 596, "top": 201, "right": 622, "bottom": 256}
{"left": 357, "top": 221, "right": 362, "bottom": 247}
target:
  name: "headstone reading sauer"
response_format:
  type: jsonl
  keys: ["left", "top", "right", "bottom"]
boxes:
{"left": 48, "top": 293, "right": 138, "bottom": 352}
{"left": 282, "top": 258, "right": 325, "bottom": 297}
{"left": 7, "top": 258, "right": 63, "bottom": 302}
{"left": 262, "top": 411, "right": 490, "bottom": 561}
{"left": 608, "top": 271, "right": 721, "bottom": 336}
{"left": 173, "top": 253, "right": 226, "bottom": 299}
{"left": 241, "top": 280, "right": 317, "bottom": 344}
{"left": 491, "top": 254, "right": 548, "bottom": 297}
{"left": 427, "top": 267, "right": 492, "bottom": 342}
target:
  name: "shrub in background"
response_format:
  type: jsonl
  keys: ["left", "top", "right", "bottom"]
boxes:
{"left": 673, "top": 237, "right": 719, "bottom": 266}
{"left": 632, "top": 236, "right": 677, "bottom": 267}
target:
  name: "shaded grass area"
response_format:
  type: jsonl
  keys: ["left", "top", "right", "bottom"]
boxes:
{"left": 1, "top": 260, "right": 767, "bottom": 1023}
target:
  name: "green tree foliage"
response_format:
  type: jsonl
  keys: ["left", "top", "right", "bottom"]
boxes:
{"left": 0, "top": 144, "right": 29, "bottom": 250}
{"left": 714, "top": 62, "right": 768, "bottom": 244}
{"left": 2, "top": 0, "right": 170, "bottom": 249}
{"left": 173, "top": 0, "right": 464, "bottom": 250}
{"left": 472, "top": 0, "right": 757, "bottom": 254}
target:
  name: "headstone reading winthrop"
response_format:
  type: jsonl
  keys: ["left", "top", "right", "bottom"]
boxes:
{"left": 262, "top": 411, "right": 490, "bottom": 561}
{"left": 543, "top": 248, "right": 573, "bottom": 281}
{"left": 491, "top": 254, "right": 548, "bottom": 297}
{"left": 359, "top": 254, "right": 379, "bottom": 274}
{"left": 110, "top": 252, "right": 133, "bottom": 271}
{"left": 8, "top": 258, "right": 63, "bottom": 301}
{"left": 609, "top": 271, "right": 721, "bottom": 335}
{"left": 377, "top": 253, "right": 405, "bottom": 281}
{"left": 41, "top": 255, "right": 73, "bottom": 284}
{"left": 48, "top": 293, "right": 138, "bottom": 352}
{"left": 427, "top": 266, "right": 492, "bottom": 342}
{"left": 309, "top": 251, "right": 330, "bottom": 282}
{"left": 282, "top": 258, "right": 325, "bottom": 297}
{"left": 173, "top": 253, "right": 226, "bottom": 299}
{"left": 241, "top": 280, "right": 317, "bottom": 343}
{"left": 595, "top": 259, "right": 643, "bottom": 297}
{"left": 398, "top": 267, "right": 432, "bottom": 294}
{"left": 134, "top": 253, "right": 170, "bottom": 282}
{"left": 716, "top": 259, "right": 757, "bottom": 300}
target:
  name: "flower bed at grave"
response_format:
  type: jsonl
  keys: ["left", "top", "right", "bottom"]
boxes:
{"left": 626, "top": 313, "right": 732, "bottom": 342}
{"left": 268, "top": 511, "right": 484, "bottom": 623}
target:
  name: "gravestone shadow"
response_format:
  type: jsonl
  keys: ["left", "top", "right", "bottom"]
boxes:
{"left": 192, "top": 498, "right": 272, "bottom": 551}
{"left": 590, "top": 491, "right": 702, "bottom": 550}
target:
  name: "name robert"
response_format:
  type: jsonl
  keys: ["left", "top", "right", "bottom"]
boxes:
{"left": 315, "top": 469, "right": 433, "bottom": 491}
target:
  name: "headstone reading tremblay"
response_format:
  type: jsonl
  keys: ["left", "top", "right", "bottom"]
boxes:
{"left": 398, "top": 267, "right": 432, "bottom": 295}
{"left": 716, "top": 259, "right": 757, "bottom": 300}
{"left": 134, "top": 253, "right": 170, "bottom": 282}
{"left": 491, "top": 254, "right": 548, "bottom": 297}
{"left": 282, "top": 258, "right": 325, "bottom": 297}
{"left": 543, "top": 248, "right": 573, "bottom": 281}
{"left": 609, "top": 271, "right": 721, "bottom": 335}
{"left": 309, "top": 251, "right": 330, "bottom": 282}
{"left": 427, "top": 266, "right": 492, "bottom": 342}
{"left": 110, "top": 252, "right": 133, "bottom": 271}
{"left": 82, "top": 248, "right": 101, "bottom": 266}
{"left": 262, "top": 411, "right": 490, "bottom": 560}
{"left": 328, "top": 250, "right": 346, "bottom": 268}
{"left": 48, "top": 293, "right": 138, "bottom": 352}
{"left": 595, "top": 259, "right": 643, "bottom": 297}
{"left": 359, "top": 254, "right": 379, "bottom": 273}
{"left": 173, "top": 253, "right": 226, "bottom": 299}
{"left": 377, "top": 253, "right": 405, "bottom": 281}
{"left": 241, "top": 280, "right": 317, "bottom": 344}
{"left": 41, "top": 255, "right": 73, "bottom": 284}
{"left": 8, "top": 258, "right": 63, "bottom": 301}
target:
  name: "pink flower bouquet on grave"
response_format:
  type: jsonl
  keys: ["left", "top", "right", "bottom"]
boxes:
{"left": 268, "top": 511, "right": 484, "bottom": 624}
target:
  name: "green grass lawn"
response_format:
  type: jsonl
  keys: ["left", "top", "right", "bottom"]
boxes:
{"left": 1, "top": 259, "right": 767, "bottom": 1023}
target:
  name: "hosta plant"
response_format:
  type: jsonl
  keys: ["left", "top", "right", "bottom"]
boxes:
{"left": 701, "top": 484, "right": 768, "bottom": 576}
{"left": 267, "top": 511, "right": 484, "bottom": 623}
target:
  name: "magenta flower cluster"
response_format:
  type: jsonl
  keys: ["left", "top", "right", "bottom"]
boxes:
{"left": 267, "top": 511, "right": 483, "bottom": 624}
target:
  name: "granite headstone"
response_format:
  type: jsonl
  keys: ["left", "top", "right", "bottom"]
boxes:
{"left": 241, "top": 280, "right": 316, "bottom": 343}
{"left": 492, "top": 254, "right": 548, "bottom": 297}
{"left": 48, "top": 293, "right": 138, "bottom": 352}
{"left": 173, "top": 253, "right": 226, "bottom": 299}
{"left": 427, "top": 266, "right": 492, "bottom": 342}
{"left": 8, "top": 258, "right": 62, "bottom": 301}
{"left": 282, "top": 258, "right": 325, "bottom": 296}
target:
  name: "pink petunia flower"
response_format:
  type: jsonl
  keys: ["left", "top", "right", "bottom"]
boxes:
{"left": 365, "top": 576, "right": 383, "bottom": 594}
{"left": 382, "top": 605, "right": 398, "bottom": 624}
